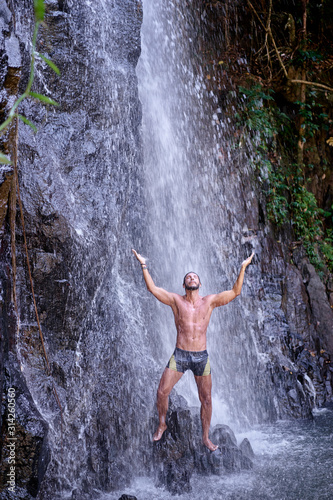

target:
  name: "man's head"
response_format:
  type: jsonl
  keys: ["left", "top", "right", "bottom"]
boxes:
{"left": 183, "top": 272, "right": 201, "bottom": 291}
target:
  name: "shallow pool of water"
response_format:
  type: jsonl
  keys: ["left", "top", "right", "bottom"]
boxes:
{"left": 105, "top": 408, "right": 333, "bottom": 500}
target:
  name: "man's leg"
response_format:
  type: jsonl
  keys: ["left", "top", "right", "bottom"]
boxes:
{"left": 195, "top": 374, "right": 218, "bottom": 451}
{"left": 153, "top": 367, "right": 183, "bottom": 441}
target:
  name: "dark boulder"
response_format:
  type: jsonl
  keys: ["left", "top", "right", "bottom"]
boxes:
{"left": 153, "top": 395, "right": 194, "bottom": 494}
{"left": 152, "top": 397, "right": 254, "bottom": 494}
{"left": 239, "top": 438, "right": 255, "bottom": 469}
{"left": 239, "top": 437, "right": 255, "bottom": 460}
{"left": 193, "top": 446, "right": 224, "bottom": 476}
{"left": 211, "top": 424, "right": 238, "bottom": 447}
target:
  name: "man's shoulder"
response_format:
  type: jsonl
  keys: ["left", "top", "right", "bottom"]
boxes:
{"left": 202, "top": 293, "right": 216, "bottom": 301}
{"left": 201, "top": 294, "right": 218, "bottom": 307}
{"left": 172, "top": 292, "right": 185, "bottom": 301}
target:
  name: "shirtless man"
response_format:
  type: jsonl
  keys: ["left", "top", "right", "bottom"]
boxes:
{"left": 132, "top": 249, "right": 254, "bottom": 451}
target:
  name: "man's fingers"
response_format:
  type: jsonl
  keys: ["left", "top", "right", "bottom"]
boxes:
{"left": 246, "top": 255, "right": 253, "bottom": 264}
{"left": 132, "top": 249, "right": 140, "bottom": 261}
{"left": 132, "top": 249, "right": 141, "bottom": 259}
{"left": 132, "top": 248, "right": 146, "bottom": 264}
{"left": 242, "top": 252, "right": 255, "bottom": 267}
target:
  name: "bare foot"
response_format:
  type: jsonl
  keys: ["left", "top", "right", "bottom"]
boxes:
{"left": 203, "top": 438, "right": 218, "bottom": 451}
{"left": 153, "top": 423, "right": 167, "bottom": 441}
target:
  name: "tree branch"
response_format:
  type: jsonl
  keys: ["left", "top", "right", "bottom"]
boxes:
{"left": 290, "top": 79, "right": 333, "bottom": 93}
{"left": 246, "top": 0, "right": 333, "bottom": 93}
{"left": 267, "top": 25, "right": 288, "bottom": 79}
{"left": 247, "top": 0, "right": 265, "bottom": 30}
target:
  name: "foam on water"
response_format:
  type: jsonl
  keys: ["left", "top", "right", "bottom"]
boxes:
{"left": 105, "top": 409, "right": 333, "bottom": 500}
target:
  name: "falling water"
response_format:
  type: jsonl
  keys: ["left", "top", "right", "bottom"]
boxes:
{"left": 137, "top": 0, "right": 264, "bottom": 426}
{"left": 111, "top": 0, "right": 333, "bottom": 496}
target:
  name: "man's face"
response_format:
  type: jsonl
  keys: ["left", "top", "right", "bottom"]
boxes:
{"left": 184, "top": 273, "right": 200, "bottom": 291}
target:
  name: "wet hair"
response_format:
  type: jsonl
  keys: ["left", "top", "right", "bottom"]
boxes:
{"left": 183, "top": 272, "right": 201, "bottom": 286}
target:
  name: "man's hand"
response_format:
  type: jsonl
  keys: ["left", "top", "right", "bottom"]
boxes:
{"left": 132, "top": 249, "right": 175, "bottom": 306}
{"left": 132, "top": 249, "right": 146, "bottom": 265}
{"left": 241, "top": 252, "right": 255, "bottom": 269}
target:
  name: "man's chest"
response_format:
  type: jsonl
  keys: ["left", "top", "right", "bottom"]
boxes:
{"left": 175, "top": 299, "right": 212, "bottom": 324}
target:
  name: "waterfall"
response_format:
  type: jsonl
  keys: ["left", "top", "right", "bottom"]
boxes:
{"left": 3, "top": 1, "right": 329, "bottom": 499}
{"left": 137, "top": 0, "right": 263, "bottom": 427}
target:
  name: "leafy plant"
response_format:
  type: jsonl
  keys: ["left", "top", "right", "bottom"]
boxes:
{"left": 237, "top": 85, "right": 291, "bottom": 144}
{"left": 295, "top": 99, "right": 329, "bottom": 139}
{"left": 0, "top": 0, "right": 59, "bottom": 164}
{"left": 266, "top": 165, "right": 289, "bottom": 226}
{"left": 237, "top": 83, "right": 333, "bottom": 273}
{"left": 291, "top": 188, "right": 322, "bottom": 240}
{"left": 293, "top": 48, "right": 324, "bottom": 66}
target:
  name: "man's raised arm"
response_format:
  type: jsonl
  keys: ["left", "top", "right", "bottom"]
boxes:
{"left": 132, "top": 249, "right": 176, "bottom": 306}
{"left": 210, "top": 253, "right": 254, "bottom": 308}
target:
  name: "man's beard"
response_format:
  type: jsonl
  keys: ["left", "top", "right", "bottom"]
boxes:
{"left": 185, "top": 284, "right": 200, "bottom": 291}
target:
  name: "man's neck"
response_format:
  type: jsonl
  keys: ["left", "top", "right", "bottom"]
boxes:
{"left": 184, "top": 289, "right": 200, "bottom": 303}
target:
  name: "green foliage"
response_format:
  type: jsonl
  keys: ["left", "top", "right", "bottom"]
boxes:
{"left": 34, "top": 0, "right": 45, "bottom": 22}
{"left": 0, "top": 0, "right": 60, "bottom": 164}
{"left": 266, "top": 165, "right": 289, "bottom": 226}
{"left": 294, "top": 48, "right": 324, "bottom": 66}
{"left": 268, "top": 163, "right": 333, "bottom": 273}
{"left": 39, "top": 53, "right": 61, "bottom": 75}
{"left": 237, "top": 84, "right": 333, "bottom": 273}
{"left": 295, "top": 98, "right": 329, "bottom": 139}
{"left": 290, "top": 186, "right": 323, "bottom": 242}
{"left": 267, "top": 161, "right": 333, "bottom": 273}
{"left": 17, "top": 114, "right": 37, "bottom": 132}
{"left": 237, "top": 85, "right": 291, "bottom": 142}
{"left": 29, "top": 92, "right": 59, "bottom": 106}
{"left": 238, "top": 85, "right": 275, "bottom": 136}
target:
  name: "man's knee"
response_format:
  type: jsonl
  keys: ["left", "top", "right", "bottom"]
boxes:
{"left": 157, "top": 386, "right": 171, "bottom": 400}
{"left": 199, "top": 392, "right": 212, "bottom": 407}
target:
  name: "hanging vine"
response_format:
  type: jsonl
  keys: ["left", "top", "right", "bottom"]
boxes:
{"left": 0, "top": 0, "right": 63, "bottom": 435}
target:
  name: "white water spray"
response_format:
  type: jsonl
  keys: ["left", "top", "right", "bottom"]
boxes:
{"left": 137, "top": 0, "right": 261, "bottom": 427}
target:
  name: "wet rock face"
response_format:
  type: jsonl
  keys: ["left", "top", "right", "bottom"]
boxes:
{"left": 298, "top": 260, "right": 333, "bottom": 354}
{"left": 153, "top": 396, "right": 254, "bottom": 494}
{"left": 2, "top": 1, "right": 147, "bottom": 499}
{"left": 0, "top": 356, "right": 50, "bottom": 499}
{"left": 0, "top": 3, "right": 51, "bottom": 499}
{"left": 281, "top": 249, "right": 333, "bottom": 408}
